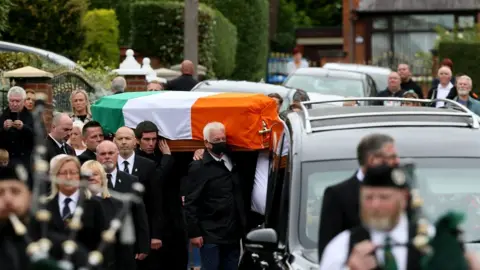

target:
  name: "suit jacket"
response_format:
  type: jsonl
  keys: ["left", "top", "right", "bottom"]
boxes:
{"left": 45, "top": 135, "right": 75, "bottom": 161}
{"left": 95, "top": 196, "right": 136, "bottom": 270}
{"left": 318, "top": 173, "right": 361, "bottom": 260}
{"left": 43, "top": 194, "right": 106, "bottom": 251}
{"left": 108, "top": 171, "right": 150, "bottom": 254}
{"left": 77, "top": 149, "right": 96, "bottom": 164}
{"left": 127, "top": 155, "right": 163, "bottom": 240}
{"left": 165, "top": 74, "right": 198, "bottom": 91}
{"left": 0, "top": 107, "right": 34, "bottom": 165}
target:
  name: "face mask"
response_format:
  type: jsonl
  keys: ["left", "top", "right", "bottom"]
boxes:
{"left": 210, "top": 141, "right": 227, "bottom": 155}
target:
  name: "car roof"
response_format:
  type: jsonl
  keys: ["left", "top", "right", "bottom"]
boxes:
{"left": 192, "top": 80, "right": 295, "bottom": 97}
{"left": 322, "top": 63, "right": 392, "bottom": 75}
{"left": 287, "top": 105, "right": 480, "bottom": 161}
{"left": 291, "top": 67, "right": 366, "bottom": 80}
{"left": 0, "top": 41, "right": 77, "bottom": 69}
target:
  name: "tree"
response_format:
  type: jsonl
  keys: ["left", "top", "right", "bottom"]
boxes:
{"left": 294, "top": 0, "right": 342, "bottom": 26}
{"left": 271, "top": 0, "right": 311, "bottom": 52}
{"left": 0, "top": 0, "right": 12, "bottom": 36}
{"left": 3, "top": 0, "right": 88, "bottom": 60}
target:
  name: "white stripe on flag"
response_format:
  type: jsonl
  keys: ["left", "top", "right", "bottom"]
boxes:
{"left": 122, "top": 91, "right": 219, "bottom": 139}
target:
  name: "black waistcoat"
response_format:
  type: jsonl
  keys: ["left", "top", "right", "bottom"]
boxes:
{"left": 347, "top": 224, "right": 423, "bottom": 270}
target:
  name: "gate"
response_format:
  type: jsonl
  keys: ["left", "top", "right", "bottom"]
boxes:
{"left": 51, "top": 71, "right": 96, "bottom": 112}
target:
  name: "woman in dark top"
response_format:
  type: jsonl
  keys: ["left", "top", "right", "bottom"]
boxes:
{"left": 81, "top": 160, "right": 136, "bottom": 270}
{"left": 70, "top": 89, "right": 92, "bottom": 123}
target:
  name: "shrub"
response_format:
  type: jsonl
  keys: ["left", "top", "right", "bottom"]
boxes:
{"left": 0, "top": 0, "right": 13, "bottom": 36}
{"left": 215, "top": 0, "right": 269, "bottom": 81}
{"left": 130, "top": 1, "right": 215, "bottom": 77}
{"left": 4, "top": 0, "right": 88, "bottom": 60}
{"left": 438, "top": 41, "right": 480, "bottom": 91}
{"left": 80, "top": 9, "right": 120, "bottom": 68}
{"left": 212, "top": 10, "right": 237, "bottom": 78}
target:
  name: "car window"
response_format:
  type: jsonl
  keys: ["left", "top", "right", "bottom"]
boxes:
{"left": 284, "top": 75, "right": 364, "bottom": 97}
{"left": 367, "top": 73, "right": 389, "bottom": 90}
{"left": 300, "top": 157, "right": 480, "bottom": 250}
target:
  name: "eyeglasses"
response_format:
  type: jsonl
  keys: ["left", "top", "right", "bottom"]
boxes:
{"left": 58, "top": 170, "right": 80, "bottom": 177}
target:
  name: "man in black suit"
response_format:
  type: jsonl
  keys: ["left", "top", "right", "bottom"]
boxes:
{"left": 133, "top": 121, "right": 183, "bottom": 270}
{"left": 317, "top": 133, "right": 400, "bottom": 260}
{"left": 78, "top": 121, "right": 104, "bottom": 164}
{"left": 45, "top": 113, "right": 75, "bottom": 161}
{"left": 184, "top": 122, "right": 246, "bottom": 270}
{"left": 114, "top": 126, "right": 163, "bottom": 270}
{"left": 96, "top": 140, "right": 150, "bottom": 264}
{"left": 164, "top": 60, "right": 199, "bottom": 91}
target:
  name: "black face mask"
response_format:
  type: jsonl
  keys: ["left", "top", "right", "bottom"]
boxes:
{"left": 210, "top": 142, "right": 227, "bottom": 155}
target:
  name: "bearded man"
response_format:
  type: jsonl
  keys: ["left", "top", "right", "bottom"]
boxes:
{"left": 454, "top": 75, "right": 480, "bottom": 116}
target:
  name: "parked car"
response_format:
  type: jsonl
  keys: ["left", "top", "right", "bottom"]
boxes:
{"left": 0, "top": 41, "right": 78, "bottom": 69}
{"left": 242, "top": 97, "right": 480, "bottom": 269}
{"left": 322, "top": 63, "right": 391, "bottom": 90}
{"left": 191, "top": 80, "right": 344, "bottom": 113}
{"left": 283, "top": 68, "right": 378, "bottom": 99}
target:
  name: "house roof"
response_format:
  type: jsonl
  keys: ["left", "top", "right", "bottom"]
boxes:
{"left": 357, "top": 0, "right": 480, "bottom": 12}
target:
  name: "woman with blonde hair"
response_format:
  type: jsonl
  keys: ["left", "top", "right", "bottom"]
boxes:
{"left": 70, "top": 89, "right": 92, "bottom": 123}
{"left": 81, "top": 160, "right": 136, "bottom": 270}
{"left": 44, "top": 154, "right": 105, "bottom": 251}
{"left": 68, "top": 120, "right": 87, "bottom": 155}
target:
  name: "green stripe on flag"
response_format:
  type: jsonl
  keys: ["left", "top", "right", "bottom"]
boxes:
{"left": 91, "top": 91, "right": 162, "bottom": 134}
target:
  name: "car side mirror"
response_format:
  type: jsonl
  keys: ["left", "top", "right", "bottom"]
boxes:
{"left": 244, "top": 228, "right": 278, "bottom": 252}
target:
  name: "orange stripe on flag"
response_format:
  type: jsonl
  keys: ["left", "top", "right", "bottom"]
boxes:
{"left": 190, "top": 93, "right": 283, "bottom": 150}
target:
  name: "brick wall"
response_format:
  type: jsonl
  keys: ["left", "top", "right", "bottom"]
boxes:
{"left": 125, "top": 75, "right": 147, "bottom": 92}
{"left": 18, "top": 78, "right": 53, "bottom": 131}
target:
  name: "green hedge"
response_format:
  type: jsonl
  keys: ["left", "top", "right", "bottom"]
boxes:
{"left": 80, "top": 9, "right": 120, "bottom": 67}
{"left": 214, "top": 0, "right": 269, "bottom": 81}
{"left": 4, "top": 0, "right": 88, "bottom": 60}
{"left": 438, "top": 41, "right": 480, "bottom": 91}
{"left": 212, "top": 10, "right": 237, "bottom": 78}
{"left": 130, "top": 1, "right": 216, "bottom": 77}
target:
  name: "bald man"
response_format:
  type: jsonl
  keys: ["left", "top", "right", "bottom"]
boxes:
{"left": 113, "top": 127, "right": 163, "bottom": 257}
{"left": 164, "top": 60, "right": 199, "bottom": 91}
{"left": 398, "top": 63, "right": 423, "bottom": 98}
{"left": 96, "top": 140, "right": 151, "bottom": 264}
{"left": 374, "top": 72, "right": 406, "bottom": 106}
{"left": 45, "top": 112, "right": 75, "bottom": 161}
{"left": 427, "top": 66, "right": 456, "bottom": 107}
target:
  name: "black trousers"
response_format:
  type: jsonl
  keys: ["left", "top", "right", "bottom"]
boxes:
{"left": 247, "top": 211, "right": 265, "bottom": 232}
{"left": 145, "top": 235, "right": 188, "bottom": 270}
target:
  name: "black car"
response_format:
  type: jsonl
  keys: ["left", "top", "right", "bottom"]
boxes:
{"left": 283, "top": 67, "right": 378, "bottom": 98}
{"left": 242, "top": 97, "right": 480, "bottom": 269}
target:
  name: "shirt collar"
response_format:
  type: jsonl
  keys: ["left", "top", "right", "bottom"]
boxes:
{"left": 118, "top": 152, "right": 135, "bottom": 167}
{"left": 356, "top": 169, "right": 365, "bottom": 181}
{"left": 59, "top": 189, "right": 80, "bottom": 204}
{"left": 107, "top": 168, "right": 117, "bottom": 179}
{"left": 49, "top": 134, "right": 64, "bottom": 148}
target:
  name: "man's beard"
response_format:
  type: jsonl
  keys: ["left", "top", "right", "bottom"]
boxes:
{"left": 458, "top": 89, "right": 469, "bottom": 96}
{"left": 361, "top": 201, "right": 402, "bottom": 231}
{"left": 119, "top": 148, "right": 133, "bottom": 157}
{"left": 102, "top": 162, "right": 116, "bottom": 172}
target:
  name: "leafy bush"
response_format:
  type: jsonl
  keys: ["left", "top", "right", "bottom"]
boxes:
{"left": 215, "top": 0, "right": 269, "bottom": 81}
{"left": 0, "top": 0, "right": 13, "bottom": 36}
{"left": 212, "top": 10, "right": 237, "bottom": 78}
{"left": 130, "top": 1, "right": 215, "bottom": 77}
{"left": 4, "top": 0, "right": 88, "bottom": 60}
{"left": 76, "top": 57, "right": 116, "bottom": 91}
{"left": 438, "top": 41, "right": 480, "bottom": 91}
{"left": 434, "top": 25, "right": 480, "bottom": 49}
{"left": 80, "top": 9, "right": 120, "bottom": 68}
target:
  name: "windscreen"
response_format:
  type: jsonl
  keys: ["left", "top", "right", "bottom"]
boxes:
{"left": 284, "top": 75, "right": 364, "bottom": 97}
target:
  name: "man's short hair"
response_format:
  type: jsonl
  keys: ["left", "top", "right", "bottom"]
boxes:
{"left": 203, "top": 122, "right": 225, "bottom": 141}
{"left": 7, "top": 86, "right": 26, "bottom": 100}
{"left": 357, "top": 134, "right": 395, "bottom": 166}
{"left": 111, "top": 77, "right": 127, "bottom": 93}
{"left": 82, "top": 120, "right": 102, "bottom": 136}
{"left": 267, "top": 93, "right": 283, "bottom": 105}
{"left": 135, "top": 121, "right": 159, "bottom": 139}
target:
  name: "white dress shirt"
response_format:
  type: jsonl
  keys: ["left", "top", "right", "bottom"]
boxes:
{"left": 108, "top": 169, "right": 118, "bottom": 188}
{"left": 50, "top": 134, "right": 68, "bottom": 153}
{"left": 356, "top": 169, "right": 365, "bottom": 182}
{"left": 251, "top": 151, "right": 269, "bottom": 214}
{"left": 286, "top": 59, "right": 309, "bottom": 75}
{"left": 209, "top": 152, "right": 233, "bottom": 171}
{"left": 118, "top": 153, "right": 135, "bottom": 174}
{"left": 435, "top": 82, "right": 454, "bottom": 108}
{"left": 58, "top": 190, "right": 80, "bottom": 216}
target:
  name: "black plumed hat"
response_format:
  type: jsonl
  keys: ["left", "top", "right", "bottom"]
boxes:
{"left": 362, "top": 165, "right": 408, "bottom": 189}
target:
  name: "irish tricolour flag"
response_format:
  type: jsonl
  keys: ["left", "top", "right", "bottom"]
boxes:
{"left": 91, "top": 91, "right": 282, "bottom": 150}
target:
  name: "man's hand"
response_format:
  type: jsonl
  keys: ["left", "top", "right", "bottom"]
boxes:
{"left": 13, "top": 120, "right": 23, "bottom": 130}
{"left": 346, "top": 240, "right": 378, "bottom": 270}
{"left": 135, "top": 253, "right": 148, "bottom": 260}
{"left": 158, "top": 139, "right": 171, "bottom": 155}
{"left": 466, "top": 251, "right": 480, "bottom": 270}
{"left": 151, "top": 238, "right": 162, "bottom": 250}
{"left": 190, "top": 236, "right": 203, "bottom": 248}
{"left": 193, "top": 149, "right": 204, "bottom": 161}
{"left": 3, "top": 119, "right": 12, "bottom": 129}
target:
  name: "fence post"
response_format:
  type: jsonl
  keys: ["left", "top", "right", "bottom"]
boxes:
{"left": 112, "top": 49, "right": 149, "bottom": 92}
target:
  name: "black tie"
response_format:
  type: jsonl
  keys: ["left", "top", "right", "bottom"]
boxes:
{"left": 123, "top": 161, "right": 130, "bottom": 174}
{"left": 62, "top": 197, "right": 72, "bottom": 220}
{"left": 107, "top": 173, "right": 113, "bottom": 188}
